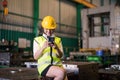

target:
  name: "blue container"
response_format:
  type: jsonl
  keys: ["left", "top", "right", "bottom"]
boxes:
{"left": 96, "top": 50, "right": 104, "bottom": 56}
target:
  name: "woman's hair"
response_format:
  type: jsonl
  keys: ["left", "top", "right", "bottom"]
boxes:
{"left": 38, "top": 26, "right": 44, "bottom": 36}
{"left": 115, "top": 0, "right": 120, "bottom": 7}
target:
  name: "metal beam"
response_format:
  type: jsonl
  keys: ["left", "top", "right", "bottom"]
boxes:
{"left": 74, "top": 0, "right": 96, "bottom": 8}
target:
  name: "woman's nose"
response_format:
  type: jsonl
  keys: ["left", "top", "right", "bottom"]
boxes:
{"left": 48, "top": 30, "right": 52, "bottom": 33}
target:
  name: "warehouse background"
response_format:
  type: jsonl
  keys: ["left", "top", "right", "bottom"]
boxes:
{"left": 0, "top": 0, "right": 117, "bottom": 58}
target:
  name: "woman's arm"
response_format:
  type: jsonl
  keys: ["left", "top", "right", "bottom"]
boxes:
{"left": 33, "top": 40, "right": 48, "bottom": 60}
{"left": 53, "top": 42, "right": 63, "bottom": 58}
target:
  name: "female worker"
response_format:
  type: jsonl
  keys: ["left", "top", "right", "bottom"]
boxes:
{"left": 33, "top": 16, "right": 67, "bottom": 80}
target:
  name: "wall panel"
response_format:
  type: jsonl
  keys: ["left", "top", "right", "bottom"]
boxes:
{"left": 92, "top": 0, "right": 100, "bottom": 7}
{"left": 61, "top": 1, "right": 76, "bottom": 26}
{"left": 104, "top": 0, "right": 110, "bottom": 6}
{"left": 7, "top": 0, "right": 33, "bottom": 27}
{"left": 8, "top": 0, "right": 33, "bottom": 16}
{"left": 39, "top": 0, "right": 59, "bottom": 22}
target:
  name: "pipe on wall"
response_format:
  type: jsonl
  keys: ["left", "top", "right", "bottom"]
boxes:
{"left": 74, "top": 0, "right": 96, "bottom": 8}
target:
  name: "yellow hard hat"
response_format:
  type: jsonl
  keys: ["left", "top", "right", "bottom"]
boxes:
{"left": 41, "top": 16, "right": 56, "bottom": 29}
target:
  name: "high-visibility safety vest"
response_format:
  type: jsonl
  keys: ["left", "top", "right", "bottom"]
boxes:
{"left": 34, "top": 36, "right": 63, "bottom": 76}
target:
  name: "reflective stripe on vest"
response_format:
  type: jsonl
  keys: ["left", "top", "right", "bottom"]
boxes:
{"left": 37, "top": 61, "right": 62, "bottom": 67}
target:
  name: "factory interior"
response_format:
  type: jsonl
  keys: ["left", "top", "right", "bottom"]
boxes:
{"left": 1, "top": 0, "right": 120, "bottom": 80}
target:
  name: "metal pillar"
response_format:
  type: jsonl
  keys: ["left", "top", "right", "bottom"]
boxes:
{"left": 33, "top": 0, "right": 39, "bottom": 37}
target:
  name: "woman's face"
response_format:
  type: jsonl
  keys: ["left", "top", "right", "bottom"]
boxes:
{"left": 44, "top": 28, "right": 55, "bottom": 36}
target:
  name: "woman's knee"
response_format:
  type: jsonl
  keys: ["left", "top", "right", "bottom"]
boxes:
{"left": 46, "top": 66, "right": 67, "bottom": 79}
{"left": 57, "top": 68, "right": 67, "bottom": 78}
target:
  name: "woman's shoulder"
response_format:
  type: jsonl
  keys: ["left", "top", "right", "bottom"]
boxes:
{"left": 55, "top": 36, "right": 62, "bottom": 42}
{"left": 34, "top": 36, "right": 43, "bottom": 40}
{"left": 55, "top": 36, "right": 61, "bottom": 39}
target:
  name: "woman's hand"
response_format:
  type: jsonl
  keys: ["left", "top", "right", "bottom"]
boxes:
{"left": 42, "top": 41, "right": 49, "bottom": 49}
{"left": 52, "top": 42, "right": 63, "bottom": 58}
{"left": 52, "top": 42, "right": 58, "bottom": 49}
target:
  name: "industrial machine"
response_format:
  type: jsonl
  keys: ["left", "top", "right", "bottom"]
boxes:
{"left": 0, "top": 52, "right": 10, "bottom": 67}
